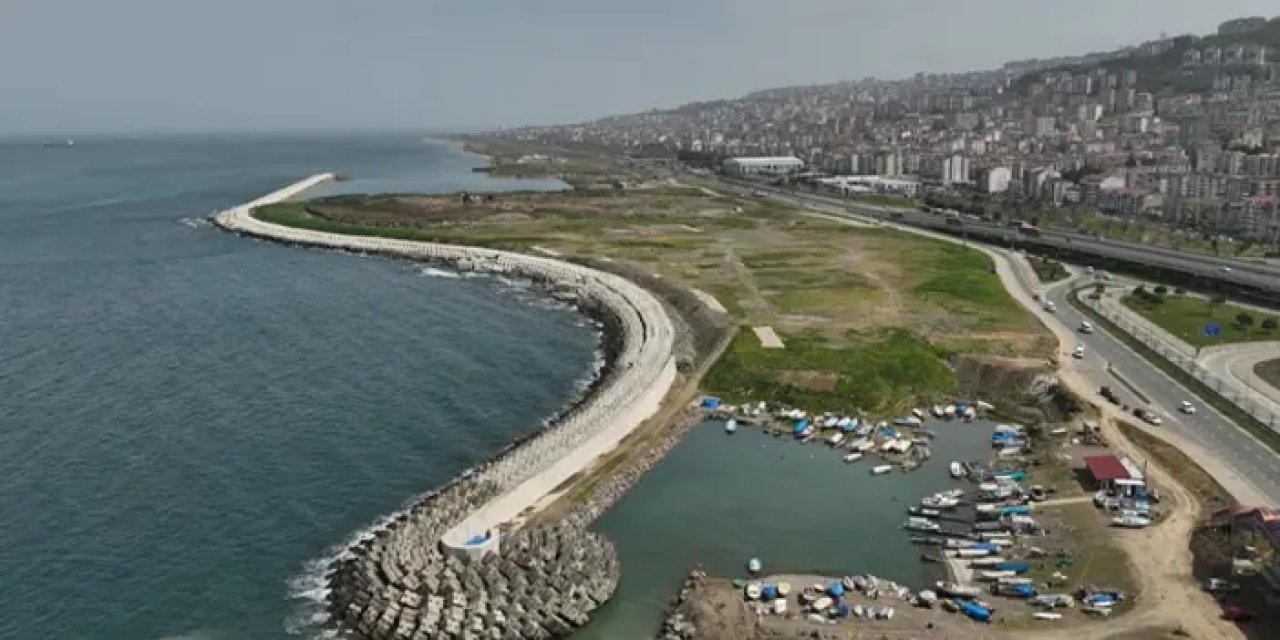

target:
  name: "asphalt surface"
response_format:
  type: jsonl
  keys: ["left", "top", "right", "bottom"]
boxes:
{"left": 720, "top": 178, "right": 1280, "bottom": 504}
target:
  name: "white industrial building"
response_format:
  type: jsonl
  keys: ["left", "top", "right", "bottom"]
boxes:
{"left": 817, "top": 175, "right": 921, "bottom": 197}
{"left": 723, "top": 156, "right": 805, "bottom": 178}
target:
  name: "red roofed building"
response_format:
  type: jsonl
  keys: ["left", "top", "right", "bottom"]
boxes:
{"left": 1083, "top": 453, "right": 1147, "bottom": 497}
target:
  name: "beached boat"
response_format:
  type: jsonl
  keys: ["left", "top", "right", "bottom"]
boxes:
{"left": 976, "top": 400, "right": 994, "bottom": 411}
{"left": 772, "top": 599, "right": 787, "bottom": 615}
{"left": 747, "top": 557, "right": 762, "bottom": 573}
{"left": 827, "top": 432, "right": 845, "bottom": 446}
{"left": 912, "top": 408, "right": 924, "bottom": 419}
{"left": 903, "top": 517, "right": 942, "bottom": 532}
{"left": 969, "top": 556, "right": 1006, "bottom": 567}
{"left": 949, "top": 461, "right": 965, "bottom": 478}
{"left": 745, "top": 581, "right": 763, "bottom": 599}
{"left": 871, "top": 464, "right": 893, "bottom": 475}
{"left": 931, "top": 405, "right": 945, "bottom": 418}
{"left": 776, "top": 582, "right": 791, "bottom": 596}
{"left": 843, "top": 452, "right": 863, "bottom": 463}
{"left": 848, "top": 437, "right": 875, "bottom": 452}
{"left": 921, "top": 492, "right": 961, "bottom": 509}
{"left": 1111, "top": 513, "right": 1152, "bottom": 528}
{"left": 811, "top": 596, "right": 833, "bottom": 612}
{"left": 1033, "top": 612, "right": 1063, "bottom": 621}
{"left": 725, "top": 419, "right": 737, "bottom": 434}
{"left": 954, "top": 547, "right": 994, "bottom": 558}
{"left": 944, "top": 404, "right": 957, "bottom": 418}
{"left": 978, "top": 570, "right": 1016, "bottom": 581}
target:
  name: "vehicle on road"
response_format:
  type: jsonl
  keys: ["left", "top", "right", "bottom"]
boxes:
{"left": 890, "top": 211, "right": 905, "bottom": 220}
{"left": 1099, "top": 386, "right": 1121, "bottom": 405}
{"left": 1073, "top": 345, "right": 1086, "bottom": 359}
{"left": 1133, "top": 407, "right": 1162, "bottom": 425}
{"left": 1219, "top": 266, "right": 1233, "bottom": 274}
{"left": 1204, "top": 578, "right": 1240, "bottom": 594}
{"left": 1179, "top": 401, "right": 1196, "bottom": 414}
{"left": 1085, "top": 266, "right": 1095, "bottom": 276}
{"left": 1042, "top": 300, "right": 1056, "bottom": 313}
{"left": 1079, "top": 321, "right": 1094, "bottom": 334}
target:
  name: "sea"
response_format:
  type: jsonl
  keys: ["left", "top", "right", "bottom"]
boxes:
{"left": 0, "top": 133, "right": 995, "bottom": 640}
{"left": 0, "top": 134, "right": 595, "bottom": 640}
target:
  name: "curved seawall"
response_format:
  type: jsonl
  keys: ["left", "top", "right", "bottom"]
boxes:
{"left": 213, "top": 175, "right": 678, "bottom": 638}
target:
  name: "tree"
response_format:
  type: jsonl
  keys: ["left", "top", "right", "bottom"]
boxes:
{"left": 1153, "top": 285, "right": 1168, "bottom": 296}
{"left": 1237, "top": 312, "right": 1255, "bottom": 334}
{"left": 1208, "top": 294, "right": 1227, "bottom": 318}
{"left": 1262, "top": 318, "right": 1279, "bottom": 333}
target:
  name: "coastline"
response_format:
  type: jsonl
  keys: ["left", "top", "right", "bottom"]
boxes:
{"left": 212, "top": 174, "right": 681, "bottom": 638}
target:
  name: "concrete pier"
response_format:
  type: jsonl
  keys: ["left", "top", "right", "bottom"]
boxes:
{"left": 213, "top": 175, "right": 678, "bottom": 638}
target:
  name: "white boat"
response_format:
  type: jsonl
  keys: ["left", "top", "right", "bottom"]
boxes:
{"left": 725, "top": 419, "right": 737, "bottom": 434}
{"left": 1033, "top": 612, "right": 1063, "bottom": 621}
{"left": 827, "top": 432, "right": 845, "bottom": 446}
{"left": 962, "top": 406, "right": 977, "bottom": 421}
{"left": 903, "top": 517, "right": 941, "bottom": 532}
{"left": 911, "top": 408, "right": 925, "bottom": 419}
{"left": 976, "top": 400, "right": 994, "bottom": 411}
{"left": 871, "top": 465, "right": 893, "bottom": 475}
{"left": 944, "top": 404, "right": 957, "bottom": 418}
{"left": 955, "top": 547, "right": 993, "bottom": 557}
{"left": 772, "top": 599, "right": 787, "bottom": 615}
{"left": 969, "top": 557, "right": 1006, "bottom": 567}
{"left": 949, "top": 461, "right": 965, "bottom": 478}
{"left": 921, "top": 493, "right": 960, "bottom": 509}
{"left": 847, "top": 437, "right": 873, "bottom": 452}
{"left": 843, "top": 452, "right": 864, "bottom": 463}
{"left": 1049, "top": 427, "right": 1068, "bottom": 436}
{"left": 932, "top": 405, "right": 945, "bottom": 418}
{"left": 776, "top": 582, "right": 791, "bottom": 596}
{"left": 1111, "top": 514, "right": 1152, "bottom": 528}
{"left": 748, "top": 557, "right": 762, "bottom": 573}
{"left": 745, "top": 580, "right": 763, "bottom": 599}
{"left": 811, "top": 596, "right": 833, "bottom": 612}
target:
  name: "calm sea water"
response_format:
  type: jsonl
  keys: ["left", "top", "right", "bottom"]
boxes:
{"left": 0, "top": 134, "right": 594, "bottom": 640}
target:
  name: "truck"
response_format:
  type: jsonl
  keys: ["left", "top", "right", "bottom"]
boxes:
{"left": 1017, "top": 222, "right": 1041, "bottom": 237}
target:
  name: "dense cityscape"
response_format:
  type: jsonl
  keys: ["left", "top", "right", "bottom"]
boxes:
{"left": 499, "top": 16, "right": 1280, "bottom": 247}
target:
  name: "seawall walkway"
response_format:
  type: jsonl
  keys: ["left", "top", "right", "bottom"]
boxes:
{"left": 213, "top": 175, "right": 679, "bottom": 638}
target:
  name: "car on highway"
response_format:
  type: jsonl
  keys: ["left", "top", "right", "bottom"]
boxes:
{"left": 1219, "top": 266, "right": 1233, "bottom": 274}
{"left": 1079, "top": 321, "right": 1094, "bottom": 334}
{"left": 1042, "top": 300, "right": 1056, "bottom": 313}
{"left": 1073, "top": 345, "right": 1086, "bottom": 359}
{"left": 1180, "top": 401, "right": 1196, "bottom": 414}
{"left": 1133, "top": 407, "right": 1162, "bottom": 425}
{"left": 1099, "top": 386, "right": 1121, "bottom": 405}
{"left": 1204, "top": 578, "right": 1240, "bottom": 594}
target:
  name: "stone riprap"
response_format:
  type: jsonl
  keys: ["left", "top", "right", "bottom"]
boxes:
{"left": 213, "top": 175, "right": 678, "bottom": 639}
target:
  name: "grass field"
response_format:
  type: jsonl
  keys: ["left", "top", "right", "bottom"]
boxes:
{"left": 1028, "top": 256, "right": 1069, "bottom": 283}
{"left": 1121, "top": 293, "right": 1280, "bottom": 348}
{"left": 255, "top": 180, "right": 1050, "bottom": 415}
{"left": 1257, "top": 358, "right": 1280, "bottom": 392}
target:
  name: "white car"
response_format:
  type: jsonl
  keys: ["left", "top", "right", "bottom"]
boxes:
{"left": 1219, "top": 266, "right": 1233, "bottom": 274}
{"left": 1079, "top": 321, "right": 1094, "bottom": 334}
{"left": 1179, "top": 401, "right": 1196, "bottom": 414}
{"left": 1043, "top": 301, "right": 1057, "bottom": 313}
{"left": 1073, "top": 345, "right": 1086, "bottom": 359}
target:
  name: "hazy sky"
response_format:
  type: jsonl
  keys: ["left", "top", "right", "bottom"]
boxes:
{"left": 1, "top": 0, "right": 1276, "bottom": 135}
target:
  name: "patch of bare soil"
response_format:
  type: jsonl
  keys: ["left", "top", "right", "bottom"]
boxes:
{"left": 775, "top": 370, "right": 838, "bottom": 392}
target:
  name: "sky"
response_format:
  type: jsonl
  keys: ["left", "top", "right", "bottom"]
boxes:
{"left": 1, "top": 0, "right": 1277, "bottom": 135}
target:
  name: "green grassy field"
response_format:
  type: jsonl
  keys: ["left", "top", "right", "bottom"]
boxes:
{"left": 701, "top": 329, "right": 955, "bottom": 414}
{"left": 1028, "top": 256, "right": 1069, "bottom": 283}
{"left": 1121, "top": 294, "right": 1280, "bottom": 348}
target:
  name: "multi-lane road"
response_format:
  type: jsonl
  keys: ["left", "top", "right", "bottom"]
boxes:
{"left": 721, "top": 179, "right": 1280, "bottom": 504}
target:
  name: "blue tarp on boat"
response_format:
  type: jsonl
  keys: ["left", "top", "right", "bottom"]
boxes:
{"left": 1009, "top": 583, "right": 1036, "bottom": 598}
{"left": 1000, "top": 505, "right": 1031, "bottom": 516}
{"left": 878, "top": 427, "right": 899, "bottom": 438}
{"left": 995, "top": 561, "right": 1030, "bottom": 573}
{"left": 972, "top": 543, "right": 998, "bottom": 553}
{"left": 836, "top": 602, "right": 851, "bottom": 618}
{"left": 793, "top": 420, "right": 810, "bottom": 435}
{"left": 700, "top": 396, "right": 722, "bottom": 410}
{"left": 762, "top": 585, "right": 778, "bottom": 600}
{"left": 958, "top": 600, "right": 991, "bottom": 622}
{"left": 828, "top": 582, "right": 845, "bottom": 597}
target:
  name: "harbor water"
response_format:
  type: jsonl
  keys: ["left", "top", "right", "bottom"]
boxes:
{"left": 0, "top": 134, "right": 589, "bottom": 640}
{"left": 574, "top": 419, "right": 997, "bottom": 639}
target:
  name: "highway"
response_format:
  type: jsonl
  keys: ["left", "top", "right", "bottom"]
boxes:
{"left": 717, "top": 178, "right": 1280, "bottom": 504}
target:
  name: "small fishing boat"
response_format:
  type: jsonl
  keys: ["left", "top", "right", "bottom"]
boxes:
{"left": 944, "top": 404, "right": 957, "bottom": 418}
{"left": 827, "top": 431, "right": 845, "bottom": 446}
{"left": 725, "top": 419, "right": 737, "bottom": 434}
{"left": 1033, "top": 612, "right": 1063, "bottom": 621}
{"left": 920, "top": 553, "right": 944, "bottom": 563}
{"left": 747, "top": 557, "right": 763, "bottom": 573}
{"left": 949, "top": 461, "right": 965, "bottom": 478}
{"left": 903, "top": 517, "right": 942, "bottom": 533}
{"left": 936, "top": 581, "right": 981, "bottom": 598}
{"left": 871, "top": 465, "right": 893, "bottom": 475}
{"left": 968, "top": 556, "right": 1006, "bottom": 567}
{"left": 931, "top": 405, "right": 945, "bottom": 418}
{"left": 848, "top": 437, "right": 875, "bottom": 452}
{"left": 907, "top": 506, "right": 940, "bottom": 517}
{"left": 843, "top": 452, "right": 863, "bottom": 463}
{"left": 745, "top": 581, "right": 763, "bottom": 599}
{"left": 978, "top": 570, "right": 1016, "bottom": 581}
{"left": 772, "top": 599, "right": 787, "bottom": 615}
{"left": 911, "top": 407, "right": 925, "bottom": 419}
{"left": 976, "top": 400, "right": 994, "bottom": 411}
{"left": 776, "top": 582, "right": 791, "bottom": 596}
{"left": 811, "top": 596, "right": 833, "bottom": 612}
{"left": 921, "top": 493, "right": 960, "bottom": 509}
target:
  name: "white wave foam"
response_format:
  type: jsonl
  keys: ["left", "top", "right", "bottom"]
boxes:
{"left": 420, "top": 266, "right": 461, "bottom": 279}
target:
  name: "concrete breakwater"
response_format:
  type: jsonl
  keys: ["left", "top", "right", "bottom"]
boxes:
{"left": 213, "top": 175, "right": 678, "bottom": 638}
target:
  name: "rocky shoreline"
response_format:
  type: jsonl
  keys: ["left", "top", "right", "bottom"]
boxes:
{"left": 213, "top": 175, "right": 681, "bottom": 639}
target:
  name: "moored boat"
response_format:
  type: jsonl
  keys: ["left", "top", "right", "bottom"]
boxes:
{"left": 1111, "top": 513, "right": 1152, "bottom": 528}
{"left": 871, "top": 465, "right": 893, "bottom": 475}
{"left": 747, "top": 557, "right": 762, "bottom": 573}
{"left": 843, "top": 452, "right": 864, "bottom": 463}
{"left": 903, "top": 517, "right": 942, "bottom": 532}
{"left": 949, "top": 461, "right": 965, "bottom": 478}
{"left": 827, "top": 431, "right": 845, "bottom": 446}
{"left": 725, "top": 419, "right": 737, "bottom": 434}
{"left": 745, "top": 581, "right": 763, "bottom": 599}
